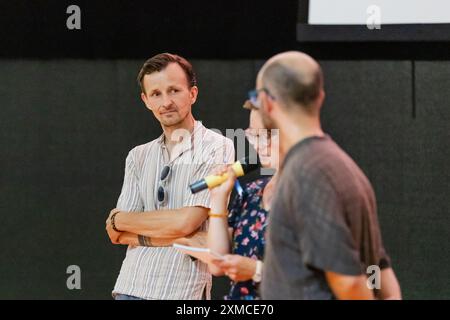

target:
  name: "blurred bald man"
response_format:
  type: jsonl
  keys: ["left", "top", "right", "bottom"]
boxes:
{"left": 248, "top": 51, "right": 401, "bottom": 300}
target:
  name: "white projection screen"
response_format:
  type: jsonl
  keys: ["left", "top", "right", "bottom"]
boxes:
{"left": 297, "top": 0, "right": 450, "bottom": 42}
{"left": 308, "top": 0, "right": 450, "bottom": 25}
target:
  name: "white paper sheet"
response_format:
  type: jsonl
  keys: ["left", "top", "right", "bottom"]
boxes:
{"left": 173, "top": 243, "right": 225, "bottom": 264}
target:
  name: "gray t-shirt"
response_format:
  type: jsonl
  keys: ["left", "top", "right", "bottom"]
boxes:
{"left": 261, "top": 135, "right": 390, "bottom": 300}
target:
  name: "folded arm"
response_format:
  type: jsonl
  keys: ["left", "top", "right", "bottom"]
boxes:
{"left": 117, "top": 230, "right": 207, "bottom": 248}
{"left": 111, "top": 206, "right": 209, "bottom": 239}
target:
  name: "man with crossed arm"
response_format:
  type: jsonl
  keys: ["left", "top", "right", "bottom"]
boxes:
{"left": 105, "top": 53, "right": 234, "bottom": 300}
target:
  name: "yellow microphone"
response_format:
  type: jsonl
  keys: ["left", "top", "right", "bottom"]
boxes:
{"left": 189, "top": 156, "right": 261, "bottom": 194}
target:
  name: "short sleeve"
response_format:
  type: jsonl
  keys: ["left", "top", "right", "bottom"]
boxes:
{"left": 293, "top": 170, "right": 363, "bottom": 276}
{"left": 116, "top": 151, "right": 144, "bottom": 212}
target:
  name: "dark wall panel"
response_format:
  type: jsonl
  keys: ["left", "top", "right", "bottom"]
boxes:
{"left": 406, "top": 61, "right": 450, "bottom": 298}
{"left": 320, "top": 60, "right": 412, "bottom": 206}
{"left": 0, "top": 59, "right": 449, "bottom": 299}
{"left": 192, "top": 60, "right": 256, "bottom": 131}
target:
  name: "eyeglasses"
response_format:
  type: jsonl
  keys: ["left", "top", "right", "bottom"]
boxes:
{"left": 157, "top": 165, "right": 171, "bottom": 206}
{"left": 247, "top": 88, "right": 276, "bottom": 109}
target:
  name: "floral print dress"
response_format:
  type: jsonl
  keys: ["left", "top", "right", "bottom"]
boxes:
{"left": 226, "top": 177, "right": 271, "bottom": 300}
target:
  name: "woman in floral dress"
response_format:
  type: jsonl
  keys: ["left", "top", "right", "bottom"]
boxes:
{"left": 207, "top": 102, "right": 280, "bottom": 300}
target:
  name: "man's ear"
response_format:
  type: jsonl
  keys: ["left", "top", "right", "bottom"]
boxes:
{"left": 316, "top": 89, "right": 325, "bottom": 111}
{"left": 262, "top": 92, "right": 274, "bottom": 115}
{"left": 141, "top": 92, "right": 152, "bottom": 110}
{"left": 190, "top": 86, "right": 199, "bottom": 105}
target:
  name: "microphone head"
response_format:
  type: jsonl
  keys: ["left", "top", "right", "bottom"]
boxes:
{"left": 189, "top": 179, "right": 208, "bottom": 194}
{"left": 238, "top": 155, "right": 261, "bottom": 174}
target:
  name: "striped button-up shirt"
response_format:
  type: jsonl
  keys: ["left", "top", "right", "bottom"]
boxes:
{"left": 113, "top": 121, "right": 234, "bottom": 300}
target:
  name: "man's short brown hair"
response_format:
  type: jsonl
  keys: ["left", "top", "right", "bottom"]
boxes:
{"left": 137, "top": 53, "right": 197, "bottom": 93}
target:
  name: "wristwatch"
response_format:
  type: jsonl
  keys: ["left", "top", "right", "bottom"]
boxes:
{"left": 252, "top": 260, "right": 263, "bottom": 283}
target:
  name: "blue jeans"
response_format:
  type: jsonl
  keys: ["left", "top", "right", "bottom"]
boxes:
{"left": 115, "top": 294, "right": 145, "bottom": 300}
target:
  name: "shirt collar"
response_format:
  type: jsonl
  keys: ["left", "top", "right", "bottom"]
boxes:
{"left": 157, "top": 120, "right": 204, "bottom": 157}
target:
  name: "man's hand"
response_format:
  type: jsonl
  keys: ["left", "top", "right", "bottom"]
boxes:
{"left": 209, "top": 165, "right": 237, "bottom": 202}
{"left": 106, "top": 208, "right": 122, "bottom": 244}
{"left": 107, "top": 208, "right": 121, "bottom": 222}
{"left": 118, "top": 232, "right": 139, "bottom": 247}
{"left": 212, "top": 254, "right": 257, "bottom": 282}
{"left": 174, "top": 231, "right": 207, "bottom": 247}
